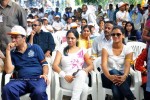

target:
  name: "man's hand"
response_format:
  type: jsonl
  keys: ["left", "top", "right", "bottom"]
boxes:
{"left": 30, "top": 30, "right": 36, "bottom": 37}
{"left": 64, "top": 75, "right": 74, "bottom": 83}
{"left": 40, "top": 74, "right": 50, "bottom": 85}
{"left": 45, "top": 51, "right": 51, "bottom": 57}
{"left": 6, "top": 43, "right": 16, "bottom": 51}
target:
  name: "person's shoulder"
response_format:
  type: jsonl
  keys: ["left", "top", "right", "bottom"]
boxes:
{"left": 41, "top": 30, "right": 51, "bottom": 35}
{"left": 29, "top": 44, "right": 41, "bottom": 49}
{"left": 94, "top": 35, "right": 102, "bottom": 41}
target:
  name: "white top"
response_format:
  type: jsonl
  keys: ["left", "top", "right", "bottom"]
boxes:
{"left": 52, "top": 21, "right": 64, "bottom": 31}
{"left": 41, "top": 25, "right": 54, "bottom": 33}
{"left": 27, "top": 26, "right": 32, "bottom": 36}
{"left": 116, "top": 10, "right": 131, "bottom": 26}
{"left": 103, "top": 44, "right": 133, "bottom": 72}
{"left": 92, "top": 34, "right": 113, "bottom": 57}
{"left": 141, "top": 10, "right": 149, "bottom": 25}
{"left": 58, "top": 47, "right": 87, "bottom": 75}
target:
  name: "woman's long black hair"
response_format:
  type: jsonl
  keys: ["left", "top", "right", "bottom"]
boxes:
{"left": 63, "top": 29, "right": 79, "bottom": 56}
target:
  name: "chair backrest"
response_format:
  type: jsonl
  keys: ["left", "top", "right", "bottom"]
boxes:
{"left": 126, "top": 42, "right": 146, "bottom": 60}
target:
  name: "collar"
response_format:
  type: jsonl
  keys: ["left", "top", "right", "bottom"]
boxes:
{"left": 13, "top": 43, "right": 31, "bottom": 53}
{"left": 7, "top": 0, "right": 12, "bottom": 7}
{"left": 0, "top": 0, "right": 12, "bottom": 8}
{"left": 102, "top": 34, "right": 112, "bottom": 42}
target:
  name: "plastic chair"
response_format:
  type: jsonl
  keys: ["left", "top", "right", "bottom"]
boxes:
{"left": 126, "top": 41, "right": 146, "bottom": 100}
{"left": 2, "top": 64, "right": 52, "bottom": 100}
{"left": 126, "top": 42, "right": 146, "bottom": 60}
{"left": 53, "top": 71, "right": 97, "bottom": 100}
{"left": 93, "top": 58, "right": 139, "bottom": 100}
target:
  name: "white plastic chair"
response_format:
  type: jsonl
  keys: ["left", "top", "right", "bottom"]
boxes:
{"left": 126, "top": 41, "right": 146, "bottom": 100}
{"left": 2, "top": 64, "right": 52, "bottom": 100}
{"left": 53, "top": 71, "right": 97, "bottom": 100}
{"left": 126, "top": 42, "right": 146, "bottom": 60}
{"left": 93, "top": 58, "right": 140, "bottom": 100}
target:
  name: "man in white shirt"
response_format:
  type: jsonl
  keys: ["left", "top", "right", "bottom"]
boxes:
{"left": 52, "top": 15, "right": 64, "bottom": 32}
{"left": 92, "top": 21, "right": 114, "bottom": 70}
{"left": 92, "top": 21, "right": 113, "bottom": 57}
{"left": 116, "top": 2, "right": 131, "bottom": 26}
{"left": 141, "top": 5, "right": 150, "bottom": 29}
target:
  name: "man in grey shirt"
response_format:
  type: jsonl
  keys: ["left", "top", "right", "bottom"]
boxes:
{"left": 0, "top": 0, "right": 27, "bottom": 54}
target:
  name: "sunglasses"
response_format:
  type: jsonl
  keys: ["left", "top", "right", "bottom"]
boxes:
{"left": 32, "top": 24, "right": 40, "bottom": 27}
{"left": 111, "top": 33, "right": 122, "bottom": 37}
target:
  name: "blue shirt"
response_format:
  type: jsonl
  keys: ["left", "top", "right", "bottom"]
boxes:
{"left": 27, "top": 30, "right": 55, "bottom": 55}
{"left": 11, "top": 44, "right": 48, "bottom": 78}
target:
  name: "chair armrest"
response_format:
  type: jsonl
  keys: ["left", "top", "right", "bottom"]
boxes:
{"left": 5, "top": 73, "right": 12, "bottom": 85}
{"left": 89, "top": 71, "right": 96, "bottom": 87}
{"left": 129, "top": 68, "right": 139, "bottom": 87}
{"left": 54, "top": 72, "right": 62, "bottom": 100}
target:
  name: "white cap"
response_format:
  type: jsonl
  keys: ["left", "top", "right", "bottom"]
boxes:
{"left": 118, "top": 2, "right": 127, "bottom": 8}
{"left": 27, "top": 18, "right": 33, "bottom": 22}
{"left": 7, "top": 25, "right": 27, "bottom": 36}
{"left": 88, "top": 23, "right": 95, "bottom": 27}
{"left": 42, "top": 17, "right": 48, "bottom": 21}
{"left": 55, "top": 15, "right": 60, "bottom": 18}
{"left": 70, "top": 22, "right": 78, "bottom": 28}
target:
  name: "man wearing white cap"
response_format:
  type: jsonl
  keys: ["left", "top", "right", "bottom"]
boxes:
{"left": 116, "top": 2, "right": 131, "bottom": 26}
{"left": 2, "top": 25, "right": 49, "bottom": 100}
{"left": 41, "top": 17, "right": 54, "bottom": 33}
{"left": 52, "top": 15, "right": 64, "bottom": 32}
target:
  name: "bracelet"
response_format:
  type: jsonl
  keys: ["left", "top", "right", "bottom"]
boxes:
{"left": 44, "top": 74, "right": 48, "bottom": 77}
{"left": 59, "top": 71, "right": 66, "bottom": 78}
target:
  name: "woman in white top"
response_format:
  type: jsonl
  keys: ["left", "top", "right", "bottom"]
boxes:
{"left": 53, "top": 29, "right": 93, "bottom": 100}
{"left": 101, "top": 26, "right": 135, "bottom": 100}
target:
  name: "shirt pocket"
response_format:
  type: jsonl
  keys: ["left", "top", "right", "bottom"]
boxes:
{"left": 5, "top": 16, "right": 14, "bottom": 27}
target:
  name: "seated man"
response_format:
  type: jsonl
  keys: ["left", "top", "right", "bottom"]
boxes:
{"left": 2, "top": 25, "right": 49, "bottom": 100}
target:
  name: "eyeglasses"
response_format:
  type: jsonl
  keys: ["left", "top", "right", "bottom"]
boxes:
{"left": 11, "top": 36, "right": 22, "bottom": 39}
{"left": 111, "top": 33, "right": 122, "bottom": 37}
{"left": 32, "top": 24, "right": 40, "bottom": 27}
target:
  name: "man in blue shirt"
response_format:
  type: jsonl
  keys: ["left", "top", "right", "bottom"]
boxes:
{"left": 27, "top": 19, "right": 55, "bottom": 57}
{"left": 2, "top": 25, "right": 49, "bottom": 100}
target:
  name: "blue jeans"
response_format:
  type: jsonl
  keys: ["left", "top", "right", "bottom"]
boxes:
{"left": 2, "top": 78, "right": 47, "bottom": 100}
{"left": 101, "top": 69, "right": 135, "bottom": 100}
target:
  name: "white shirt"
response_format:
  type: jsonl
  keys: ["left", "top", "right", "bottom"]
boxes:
{"left": 41, "top": 25, "right": 53, "bottom": 33}
{"left": 116, "top": 10, "right": 131, "bottom": 26}
{"left": 103, "top": 44, "right": 133, "bottom": 72}
{"left": 52, "top": 21, "right": 64, "bottom": 31}
{"left": 27, "top": 26, "right": 32, "bottom": 36}
{"left": 141, "top": 10, "right": 149, "bottom": 25}
{"left": 58, "top": 47, "right": 87, "bottom": 75}
{"left": 92, "top": 34, "right": 113, "bottom": 57}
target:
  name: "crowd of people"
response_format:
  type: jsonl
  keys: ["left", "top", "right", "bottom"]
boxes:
{"left": 1, "top": 0, "right": 150, "bottom": 100}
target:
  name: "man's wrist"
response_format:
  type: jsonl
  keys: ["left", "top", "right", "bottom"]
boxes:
{"left": 43, "top": 74, "right": 48, "bottom": 77}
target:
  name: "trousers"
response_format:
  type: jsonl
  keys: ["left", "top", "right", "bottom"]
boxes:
{"left": 61, "top": 70, "right": 88, "bottom": 100}
{"left": 2, "top": 78, "right": 47, "bottom": 100}
{"left": 101, "top": 69, "right": 135, "bottom": 100}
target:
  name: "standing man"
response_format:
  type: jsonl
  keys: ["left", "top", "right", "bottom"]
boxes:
{"left": 107, "top": 4, "right": 114, "bottom": 21}
{"left": 116, "top": 2, "right": 131, "bottom": 26}
{"left": 27, "top": 19, "right": 55, "bottom": 57}
{"left": 2, "top": 25, "right": 49, "bottom": 100}
{"left": 0, "top": 0, "right": 27, "bottom": 54}
{"left": 82, "top": 4, "right": 99, "bottom": 32}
